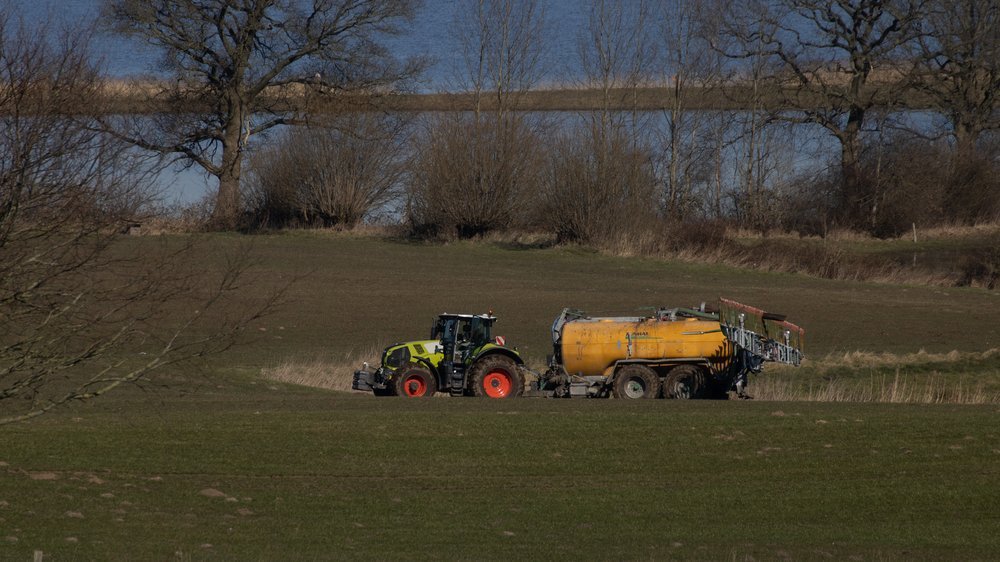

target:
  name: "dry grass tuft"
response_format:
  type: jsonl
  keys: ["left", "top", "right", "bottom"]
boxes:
{"left": 261, "top": 345, "right": 385, "bottom": 392}
{"left": 480, "top": 229, "right": 558, "bottom": 249}
{"left": 753, "top": 348, "right": 1000, "bottom": 404}
{"left": 906, "top": 221, "right": 1000, "bottom": 240}
{"left": 727, "top": 221, "right": 1000, "bottom": 242}
{"left": 581, "top": 221, "right": 883, "bottom": 283}
{"left": 813, "top": 348, "right": 999, "bottom": 372}
{"left": 582, "top": 220, "right": 1000, "bottom": 289}
{"left": 752, "top": 371, "right": 999, "bottom": 404}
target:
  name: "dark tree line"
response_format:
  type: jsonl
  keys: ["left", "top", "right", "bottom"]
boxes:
{"left": 9, "top": 0, "right": 1000, "bottom": 241}
{"left": 240, "top": 0, "right": 1000, "bottom": 239}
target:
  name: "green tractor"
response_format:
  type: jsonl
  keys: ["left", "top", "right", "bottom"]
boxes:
{"left": 352, "top": 313, "right": 525, "bottom": 398}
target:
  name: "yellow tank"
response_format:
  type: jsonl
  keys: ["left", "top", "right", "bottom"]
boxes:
{"left": 558, "top": 314, "right": 734, "bottom": 377}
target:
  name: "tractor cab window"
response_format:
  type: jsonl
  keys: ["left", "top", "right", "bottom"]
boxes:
{"left": 431, "top": 316, "right": 492, "bottom": 347}
{"left": 454, "top": 319, "right": 469, "bottom": 343}
{"left": 432, "top": 317, "right": 461, "bottom": 344}
{"left": 431, "top": 318, "right": 446, "bottom": 341}
{"left": 469, "top": 318, "right": 491, "bottom": 345}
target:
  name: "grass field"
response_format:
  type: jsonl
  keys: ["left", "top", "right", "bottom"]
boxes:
{"left": 3, "top": 390, "right": 1000, "bottom": 560}
{"left": 5, "top": 390, "right": 1000, "bottom": 560}
{"left": 3, "top": 232, "right": 999, "bottom": 559}
{"left": 158, "top": 231, "right": 1000, "bottom": 369}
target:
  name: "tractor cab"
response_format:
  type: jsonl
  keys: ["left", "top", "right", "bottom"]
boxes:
{"left": 431, "top": 313, "right": 496, "bottom": 360}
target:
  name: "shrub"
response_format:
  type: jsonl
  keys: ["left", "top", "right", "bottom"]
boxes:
{"left": 958, "top": 239, "right": 1000, "bottom": 290}
{"left": 405, "top": 113, "right": 545, "bottom": 239}
{"left": 824, "top": 134, "right": 1000, "bottom": 237}
{"left": 246, "top": 114, "right": 408, "bottom": 229}
{"left": 539, "top": 123, "right": 659, "bottom": 245}
{"left": 943, "top": 151, "right": 1000, "bottom": 225}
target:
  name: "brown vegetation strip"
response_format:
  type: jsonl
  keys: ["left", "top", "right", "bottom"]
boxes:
{"left": 15, "top": 81, "right": 939, "bottom": 115}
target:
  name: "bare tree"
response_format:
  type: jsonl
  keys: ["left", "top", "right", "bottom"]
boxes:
{"left": 246, "top": 114, "right": 408, "bottom": 228}
{"left": 533, "top": 0, "right": 659, "bottom": 246}
{"left": 719, "top": 0, "right": 926, "bottom": 229}
{"left": 542, "top": 124, "right": 659, "bottom": 245}
{"left": 102, "top": 0, "right": 423, "bottom": 230}
{"left": 913, "top": 0, "right": 1000, "bottom": 155}
{"left": 0, "top": 12, "right": 276, "bottom": 424}
{"left": 455, "top": 0, "right": 546, "bottom": 119}
{"left": 407, "top": 114, "right": 545, "bottom": 237}
{"left": 655, "top": 0, "right": 725, "bottom": 218}
{"left": 578, "top": 0, "right": 653, "bottom": 129}
{"left": 710, "top": 0, "right": 799, "bottom": 230}
{"left": 406, "top": 0, "right": 547, "bottom": 238}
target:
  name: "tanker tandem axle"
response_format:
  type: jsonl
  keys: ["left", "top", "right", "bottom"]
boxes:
{"left": 352, "top": 298, "right": 804, "bottom": 399}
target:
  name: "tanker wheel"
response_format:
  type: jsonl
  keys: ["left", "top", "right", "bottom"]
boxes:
{"left": 612, "top": 365, "right": 660, "bottom": 399}
{"left": 470, "top": 355, "right": 524, "bottom": 399}
{"left": 663, "top": 365, "right": 705, "bottom": 399}
{"left": 392, "top": 365, "right": 437, "bottom": 398}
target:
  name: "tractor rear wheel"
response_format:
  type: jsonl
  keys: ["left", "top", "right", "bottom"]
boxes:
{"left": 663, "top": 365, "right": 705, "bottom": 399}
{"left": 470, "top": 355, "right": 523, "bottom": 399}
{"left": 612, "top": 365, "right": 660, "bottom": 399}
{"left": 393, "top": 365, "right": 437, "bottom": 398}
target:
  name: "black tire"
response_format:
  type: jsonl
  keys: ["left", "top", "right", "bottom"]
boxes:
{"left": 663, "top": 365, "right": 705, "bottom": 399}
{"left": 392, "top": 364, "right": 437, "bottom": 398}
{"left": 612, "top": 364, "right": 660, "bottom": 399}
{"left": 469, "top": 355, "right": 524, "bottom": 399}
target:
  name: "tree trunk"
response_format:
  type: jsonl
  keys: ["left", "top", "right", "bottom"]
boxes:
{"left": 840, "top": 108, "right": 865, "bottom": 227}
{"left": 841, "top": 136, "right": 862, "bottom": 220}
{"left": 953, "top": 120, "right": 978, "bottom": 156}
{"left": 210, "top": 112, "right": 246, "bottom": 230}
{"left": 668, "top": 108, "right": 680, "bottom": 216}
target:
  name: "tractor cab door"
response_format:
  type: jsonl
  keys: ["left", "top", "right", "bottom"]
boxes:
{"left": 456, "top": 318, "right": 480, "bottom": 361}
{"left": 432, "top": 317, "right": 465, "bottom": 363}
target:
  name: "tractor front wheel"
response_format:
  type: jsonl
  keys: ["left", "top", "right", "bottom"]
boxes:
{"left": 612, "top": 364, "right": 660, "bottom": 399}
{"left": 393, "top": 365, "right": 437, "bottom": 398}
{"left": 470, "top": 355, "right": 524, "bottom": 399}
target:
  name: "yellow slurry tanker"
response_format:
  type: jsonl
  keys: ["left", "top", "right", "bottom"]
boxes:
{"left": 536, "top": 298, "right": 804, "bottom": 398}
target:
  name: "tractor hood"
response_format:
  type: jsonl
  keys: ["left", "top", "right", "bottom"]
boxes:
{"left": 381, "top": 340, "right": 443, "bottom": 370}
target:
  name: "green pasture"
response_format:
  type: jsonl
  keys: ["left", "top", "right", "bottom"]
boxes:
{"left": 3, "top": 393, "right": 1000, "bottom": 560}
{"left": 3, "top": 232, "right": 1000, "bottom": 559}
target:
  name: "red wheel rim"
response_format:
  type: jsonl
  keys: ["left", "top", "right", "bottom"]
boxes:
{"left": 483, "top": 370, "right": 513, "bottom": 398}
{"left": 402, "top": 374, "right": 427, "bottom": 397}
